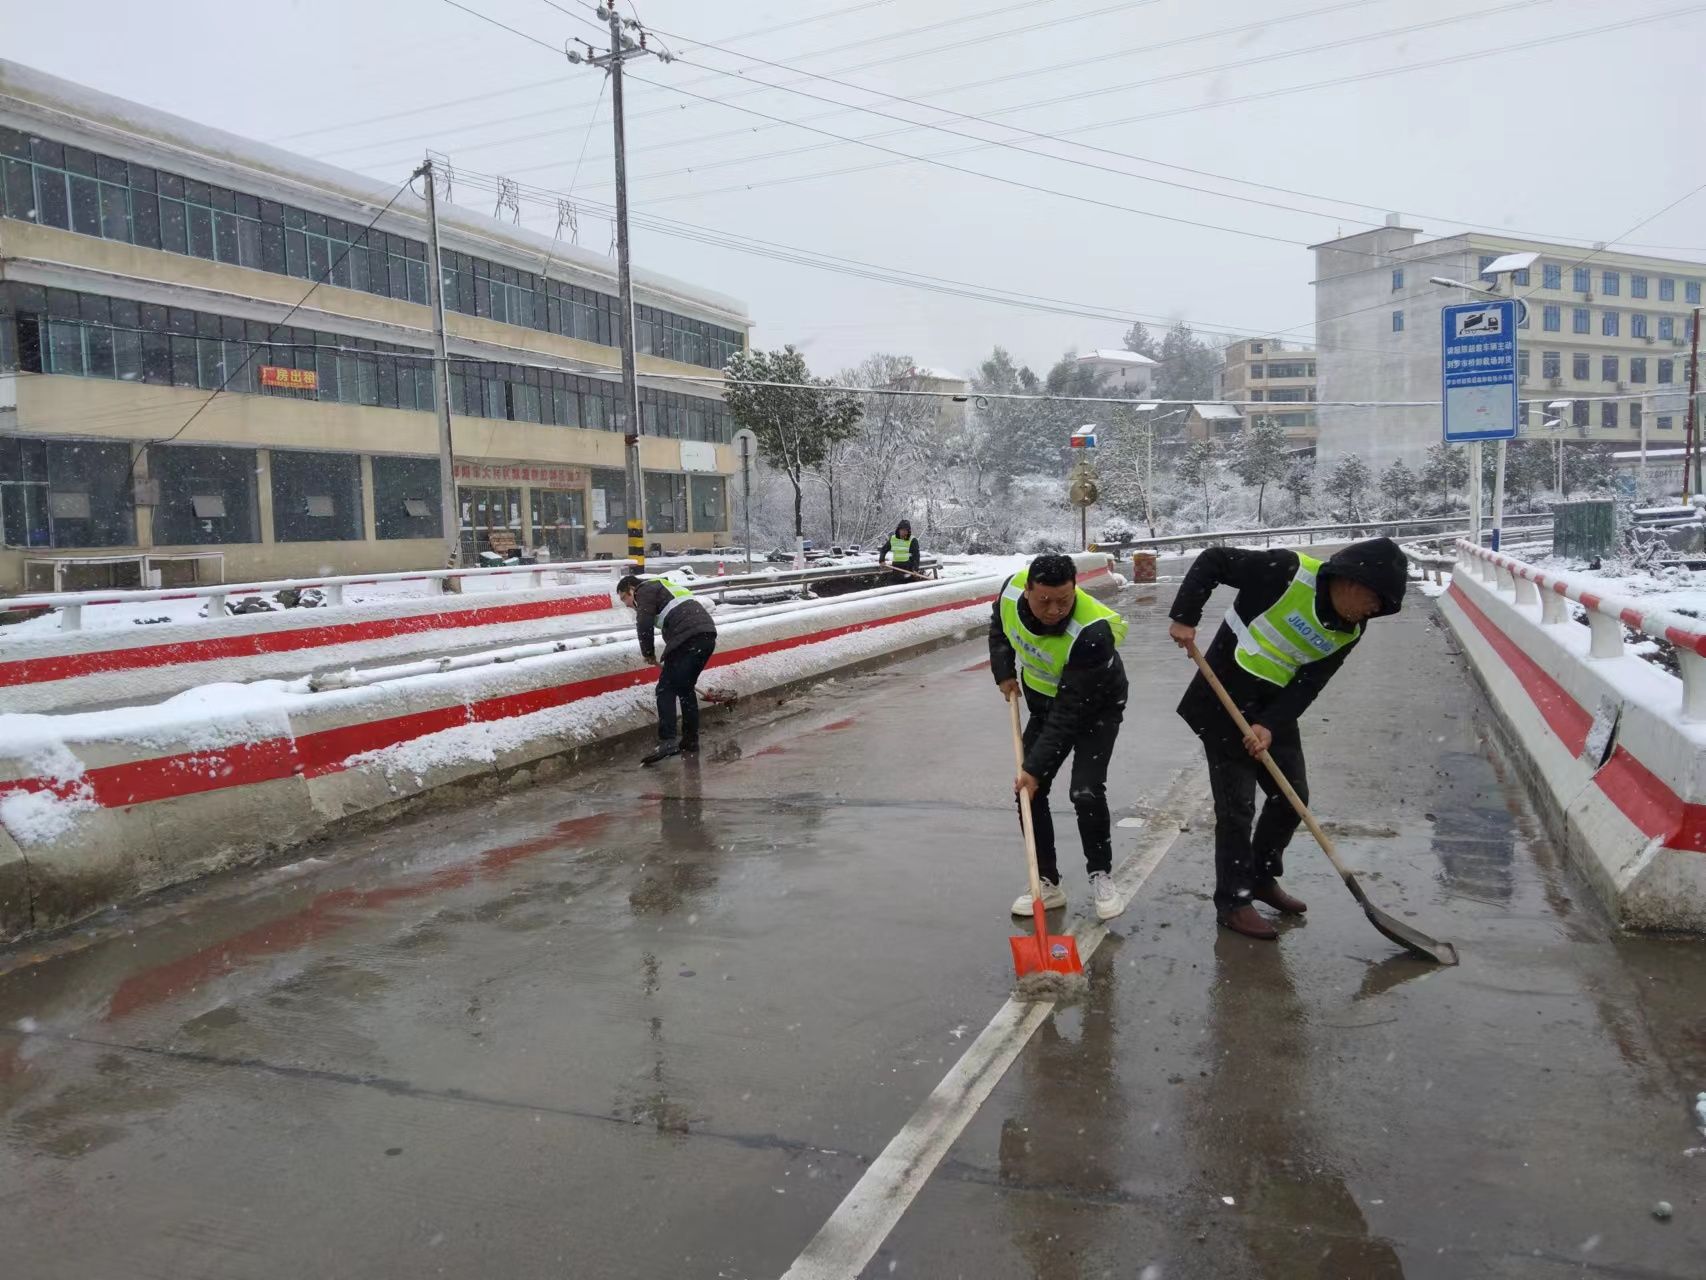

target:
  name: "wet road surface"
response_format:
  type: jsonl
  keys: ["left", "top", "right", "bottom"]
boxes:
{"left": 3, "top": 580, "right": 1705, "bottom": 1278}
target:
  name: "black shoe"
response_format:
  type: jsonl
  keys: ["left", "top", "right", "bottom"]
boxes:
{"left": 679, "top": 739, "right": 700, "bottom": 755}
{"left": 641, "top": 740, "right": 681, "bottom": 766}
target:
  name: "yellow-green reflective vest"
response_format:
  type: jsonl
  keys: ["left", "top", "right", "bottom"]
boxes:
{"left": 890, "top": 534, "right": 912, "bottom": 559}
{"left": 654, "top": 578, "right": 694, "bottom": 624}
{"left": 999, "top": 569, "right": 1129, "bottom": 698}
{"left": 1227, "top": 552, "right": 1360, "bottom": 687}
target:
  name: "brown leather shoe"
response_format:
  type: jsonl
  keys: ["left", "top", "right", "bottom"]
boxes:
{"left": 1217, "top": 904, "right": 1279, "bottom": 940}
{"left": 1251, "top": 881, "right": 1307, "bottom": 915}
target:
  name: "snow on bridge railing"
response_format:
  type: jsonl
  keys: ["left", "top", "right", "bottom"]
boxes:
{"left": 1454, "top": 539, "right": 1706, "bottom": 720}
{"left": 0, "top": 558, "right": 636, "bottom": 632}
{"left": 1100, "top": 511, "right": 1553, "bottom": 554}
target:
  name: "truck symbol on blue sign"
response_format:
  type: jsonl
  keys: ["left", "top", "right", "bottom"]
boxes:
{"left": 1456, "top": 309, "right": 1503, "bottom": 337}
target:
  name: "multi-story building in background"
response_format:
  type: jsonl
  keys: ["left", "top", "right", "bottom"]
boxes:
{"left": 1217, "top": 338, "right": 1317, "bottom": 449}
{"left": 1075, "top": 348, "right": 1156, "bottom": 395}
{"left": 0, "top": 60, "right": 748, "bottom": 591}
{"left": 1313, "top": 218, "right": 1702, "bottom": 472}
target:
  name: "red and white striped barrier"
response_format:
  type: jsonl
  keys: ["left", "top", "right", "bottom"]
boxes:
{"left": 0, "top": 556, "right": 1116, "bottom": 938}
{"left": 1439, "top": 541, "right": 1706, "bottom": 932}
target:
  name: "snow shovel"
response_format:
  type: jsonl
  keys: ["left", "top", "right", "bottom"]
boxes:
{"left": 1185, "top": 642, "right": 1459, "bottom": 966}
{"left": 1006, "top": 693, "right": 1085, "bottom": 980}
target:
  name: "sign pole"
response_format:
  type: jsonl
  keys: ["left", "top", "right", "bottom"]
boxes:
{"left": 1469, "top": 440, "right": 1483, "bottom": 545}
{"left": 415, "top": 158, "right": 460, "bottom": 570}
{"left": 1491, "top": 439, "right": 1506, "bottom": 551}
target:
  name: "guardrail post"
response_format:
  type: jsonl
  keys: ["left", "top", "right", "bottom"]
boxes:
{"left": 323, "top": 583, "right": 345, "bottom": 608}
{"left": 206, "top": 592, "right": 227, "bottom": 618}
{"left": 1585, "top": 610, "right": 1624, "bottom": 660}
{"left": 59, "top": 603, "right": 82, "bottom": 631}
{"left": 1514, "top": 575, "right": 1539, "bottom": 605}
{"left": 529, "top": 569, "right": 546, "bottom": 590}
{"left": 1677, "top": 650, "right": 1706, "bottom": 721}
{"left": 1495, "top": 565, "right": 1516, "bottom": 594}
{"left": 1540, "top": 588, "right": 1567, "bottom": 625}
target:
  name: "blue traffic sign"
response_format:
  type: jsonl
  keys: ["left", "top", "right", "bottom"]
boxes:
{"left": 1441, "top": 298, "right": 1518, "bottom": 442}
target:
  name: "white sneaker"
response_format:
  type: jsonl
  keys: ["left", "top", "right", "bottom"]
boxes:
{"left": 1089, "top": 871, "right": 1126, "bottom": 920}
{"left": 1011, "top": 881, "right": 1067, "bottom": 916}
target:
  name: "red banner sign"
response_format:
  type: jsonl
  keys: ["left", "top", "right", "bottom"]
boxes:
{"left": 260, "top": 365, "right": 319, "bottom": 390}
{"left": 453, "top": 463, "right": 588, "bottom": 488}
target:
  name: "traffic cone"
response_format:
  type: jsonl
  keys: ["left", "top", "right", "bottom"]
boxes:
{"left": 716, "top": 559, "right": 725, "bottom": 576}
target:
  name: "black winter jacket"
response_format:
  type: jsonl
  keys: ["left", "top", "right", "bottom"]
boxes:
{"left": 989, "top": 577, "right": 1128, "bottom": 779}
{"left": 1168, "top": 539, "right": 1406, "bottom": 745}
{"left": 632, "top": 579, "right": 717, "bottom": 662}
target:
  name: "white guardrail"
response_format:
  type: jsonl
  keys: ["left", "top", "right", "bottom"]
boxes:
{"left": 1454, "top": 539, "right": 1706, "bottom": 719}
{"left": 0, "top": 558, "right": 638, "bottom": 631}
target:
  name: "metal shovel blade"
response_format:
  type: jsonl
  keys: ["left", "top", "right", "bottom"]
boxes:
{"left": 1349, "top": 877, "right": 1459, "bottom": 966}
{"left": 1009, "top": 900, "right": 1085, "bottom": 978}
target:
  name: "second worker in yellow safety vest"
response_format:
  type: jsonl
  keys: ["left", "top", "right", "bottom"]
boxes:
{"left": 990, "top": 553, "right": 1131, "bottom": 922}
{"left": 1166, "top": 538, "right": 1408, "bottom": 940}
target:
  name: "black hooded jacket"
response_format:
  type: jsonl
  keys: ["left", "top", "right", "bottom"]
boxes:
{"left": 1168, "top": 538, "right": 1407, "bottom": 745}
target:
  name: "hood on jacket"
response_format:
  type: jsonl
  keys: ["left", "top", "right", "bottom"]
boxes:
{"left": 1320, "top": 537, "right": 1407, "bottom": 618}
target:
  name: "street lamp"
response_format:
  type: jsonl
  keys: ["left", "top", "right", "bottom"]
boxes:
{"left": 1545, "top": 399, "right": 1574, "bottom": 495}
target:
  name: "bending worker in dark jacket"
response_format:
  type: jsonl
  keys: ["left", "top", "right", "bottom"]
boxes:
{"left": 876, "top": 520, "right": 921, "bottom": 575}
{"left": 990, "top": 553, "right": 1130, "bottom": 921}
{"left": 618, "top": 574, "right": 719, "bottom": 766}
{"left": 1166, "top": 538, "right": 1407, "bottom": 939}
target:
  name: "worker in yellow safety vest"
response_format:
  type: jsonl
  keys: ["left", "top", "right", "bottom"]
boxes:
{"left": 876, "top": 520, "right": 920, "bottom": 575}
{"left": 1166, "top": 538, "right": 1408, "bottom": 939}
{"left": 990, "top": 553, "right": 1131, "bottom": 922}
{"left": 619, "top": 573, "right": 719, "bottom": 766}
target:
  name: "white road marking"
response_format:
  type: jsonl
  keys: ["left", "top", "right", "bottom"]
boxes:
{"left": 780, "top": 766, "right": 1207, "bottom": 1280}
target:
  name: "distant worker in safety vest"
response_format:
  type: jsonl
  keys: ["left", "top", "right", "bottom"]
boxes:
{"left": 1166, "top": 539, "right": 1407, "bottom": 939}
{"left": 990, "top": 553, "right": 1130, "bottom": 921}
{"left": 618, "top": 574, "right": 719, "bottom": 766}
{"left": 877, "top": 519, "right": 921, "bottom": 576}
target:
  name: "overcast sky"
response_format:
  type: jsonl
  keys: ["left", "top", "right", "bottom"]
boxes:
{"left": 4, "top": 0, "right": 1702, "bottom": 380}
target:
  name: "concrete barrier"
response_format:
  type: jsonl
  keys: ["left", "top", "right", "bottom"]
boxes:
{"left": 0, "top": 555, "right": 1116, "bottom": 939}
{"left": 0, "top": 583, "right": 619, "bottom": 712}
{"left": 1436, "top": 551, "right": 1706, "bottom": 932}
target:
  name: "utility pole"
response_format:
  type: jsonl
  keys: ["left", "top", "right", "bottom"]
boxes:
{"left": 1688, "top": 306, "right": 1702, "bottom": 501}
{"left": 571, "top": 5, "right": 672, "bottom": 571}
{"left": 414, "top": 157, "right": 460, "bottom": 569}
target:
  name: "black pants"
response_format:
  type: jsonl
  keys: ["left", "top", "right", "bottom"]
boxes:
{"left": 656, "top": 634, "right": 716, "bottom": 744}
{"left": 1199, "top": 727, "right": 1307, "bottom": 911}
{"left": 1019, "top": 699, "right": 1124, "bottom": 882}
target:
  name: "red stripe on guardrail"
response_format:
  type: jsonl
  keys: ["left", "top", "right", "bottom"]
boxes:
{"left": 2, "top": 591, "right": 998, "bottom": 810}
{"left": 1449, "top": 582, "right": 1706, "bottom": 854}
{"left": 0, "top": 593, "right": 613, "bottom": 689}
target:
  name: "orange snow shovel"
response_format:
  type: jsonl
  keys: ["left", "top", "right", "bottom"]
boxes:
{"left": 1007, "top": 693, "right": 1085, "bottom": 982}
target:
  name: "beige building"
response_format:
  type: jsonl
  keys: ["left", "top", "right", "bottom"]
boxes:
{"left": 1217, "top": 338, "right": 1318, "bottom": 447}
{"left": 1313, "top": 219, "right": 1703, "bottom": 471}
{"left": 0, "top": 61, "right": 749, "bottom": 591}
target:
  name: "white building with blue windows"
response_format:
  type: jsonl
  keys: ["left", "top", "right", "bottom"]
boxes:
{"left": 1312, "top": 218, "right": 1702, "bottom": 472}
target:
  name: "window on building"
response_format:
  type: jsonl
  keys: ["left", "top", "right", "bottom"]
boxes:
{"left": 530, "top": 488, "right": 587, "bottom": 561}
{"left": 1517, "top": 349, "right": 1530, "bottom": 380}
{"left": 458, "top": 485, "right": 522, "bottom": 563}
{"left": 1391, "top": 310, "right": 1404, "bottom": 332}
{"left": 373, "top": 456, "right": 442, "bottom": 540}
{"left": 1632, "top": 274, "right": 1648, "bottom": 298}
{"left": 1573, "top": 267, "right": 1591, "bottom": 292}
{"left": 0, "top": 437, "right": 136, "bottom": 549}
{"left": 1267, "top": 388, "right": 1310, "bottom": 402}
{"left": 1602, "top": 311, "right": 1620, "bottom": 337}
{"left": 689, "top": 475, "right": 727, "bottom": 534}
{"left": 1601, "top": 356, "right": 1618, "bottom": 382}
{"left": 589, "top": 467, "right": 627, "bottom": 535}
{"left": 1542, "top": 304, "right": 1560, "bottom": 332}
{"left": 644, "top": 472, "right": 688, "bottom": 534}
{"left": 269, "top": 449, "right": 363, "bottom": 542}
{"left": 1249, "top": 341, "right": 1263, "bottom": 353}
{"left": 1513, "top": 267, "right": 1530, "bottom": 286}
{"left": 1631, "top": 400, "right": 1641, "bottom": 432}
{"left": 1266, "top": 361, "right": 1311, "bottom": 378}
{"left": 1660, "top": 316, "right": 1676, "bottom": 341}
{"left": 1543, "top": 263, "right": 1562, "bottom": 290}
{"left": 1630, "top": 357, "right": 1647, "bottom": 384}
{"left": 1391, "top": 268, "right": 1404, "bottom": 291}
{"left": 1632, "top": 313, "right": 1649, "bottom": 338}
{"left": 1573, "top": 308, "right": 1590, "bottom": 334}
{"left": 1248, "top": 363, "right": 1263, "bottom": 378}
{"left": 1478, "top": 254, "right": 1496, "bottom": 275}
{"left": 1601, "top": 400, "right": 1618, "bottom": 429}
{"left": 1689, "top": 280, "right": 1703, "bottom": 305}
{"left": 1659, "top": 277, "right": 1675, "bottom": 301}
{"left": 1249, "top": 390, "right": 1263, "bottom": 402}
{"left": 1542, "top": 350, "right": 1561, "bottom": 379}
{"left": 1602, "top": 271, "right": 1620, "bottom": 296}
{"left": 1659, "top": 358, "right": 1674, "bottom": 383}
{"left": 1658, "top": 415, "right": 1675, "bottom": 430}
{"left": 1572, "top": 353, "right": 1590, "bottom": 380}
{"left": 150, "top": 444, "right": 260, "bottom": 545}
{"left": 1573, "top": 399, "right": 1589, "bottom": 428}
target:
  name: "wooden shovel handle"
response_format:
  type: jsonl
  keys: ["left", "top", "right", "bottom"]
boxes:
{"left": 1183, "top": 640, "right": 1352, "bottom": 880}
{"left": 1008, "top": 693, "right": 1046, "bottom": 905}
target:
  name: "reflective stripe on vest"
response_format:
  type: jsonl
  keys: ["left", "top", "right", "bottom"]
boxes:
{"left": 998, "top": 569, "right": 1129, "bottom": 698}
{"left": 890, "top": 534, "right": 912, "bottom": 558}
{"left": 655, "top": 579, "right": 694, "bottom": 624}
{"left": 1228, "top": 553, "right": 1359, "bottom": 687}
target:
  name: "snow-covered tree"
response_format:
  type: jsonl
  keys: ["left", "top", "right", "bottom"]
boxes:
{"left": 724, "top": 346, "right": 862, "bottom": 540}
{"left": 1229, "top": 417, "right": 1290, "bottom": 523}
{"left": 1280, "top": 459, "right": 1314, "bottom": 521}
{"left": 1176, "top": 438, "right": 1223, "bottom": 524}
{"left": 1378, "top": 459, "right": 1418, "bottom": 515}
{"left": 1154, "top": 325, "right": 1220, "bottom": 401}
{"left": 1325, "top": 453, "right": 1373, "bottom": 519}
